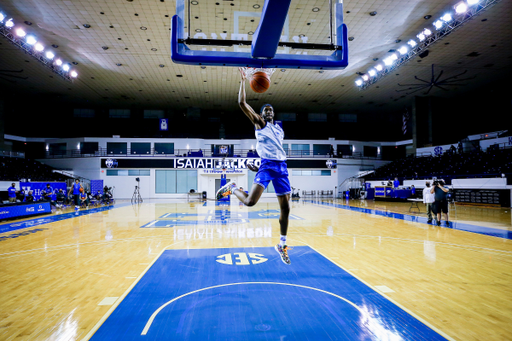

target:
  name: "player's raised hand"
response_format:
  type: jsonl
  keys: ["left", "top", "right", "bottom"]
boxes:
{"left": 247, "top": 163, "right": 259, "bottom": 172}
{"left": 238, "top": 67, "right": 246, "bottom": 81}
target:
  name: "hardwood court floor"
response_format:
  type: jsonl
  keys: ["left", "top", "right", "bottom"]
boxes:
{"left": 0, "top": 199, "right": 511, "bottom": 340}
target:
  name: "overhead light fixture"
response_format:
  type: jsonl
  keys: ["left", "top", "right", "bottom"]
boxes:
{"left": 368, "top": 69, "right": 377, "bottom": 77}
{"left": 398, "top": 46, "right": 408, "bottom": 55}
{"left": 423, "top": 28, "right": 432, "bottom": 36}
{"left": 140, "top": 26, "right": 147, "bottom": 30}
{"left": 467, "top": 0, "right": 479, "bottom": 5}
{"left": 83, "top": 24, "right": 91, "bottom": 28}
{"left": 355, "top": 79, "right": 363, "bottom": 86}
{"left": 55, "top": 59, "right": 63, "bottom": 66}
{"left": 195, "top": 29, "right": 202, "bottom": 32}
{"left": 46, "top": 51, "right": 55, "bottom": 59}
{"left": 361, "top": 74, "right": 369, "bottom": 81}
{"left": 191, "top": 0, "right": 199, "bottom": 4}
{"left": 70, "top": 71, "right": 78, "bottom": 78}
{"left": 159, "top": 64, "right": 165, "bottom": 67}
{"left": 375, "top": 64, "right": 383, "bottom": 71}
{"left": 63, "top": 64, "right": 70, "bottom": 71}
{"left": 0, "top": 13, "right": 5, "bottom": 22}
{"left": 383, "top": 57, "right": 394, "bottom": 66}
{"left": 34, "top": 43, "right": 44, "bottom": 52}
{"left": 5, "top": 18, "right": 14, "bottom": 28}
{"left": 433, "top": 20, "right": 444, "bottom": 29}
{"left": 26, "top": 36, "right": 37, "bottom": 45}
{"left": 441, "top": 13, "right": 453, "bottom": 22}
{"left": 417, "top": 33, "right": 426, "bottom": 41}
{"left": 390, "top": 53, "right": 398, "bottom": 61}
{"left": 454, "top": 2, "right": 468, "bottom": 13}
{"left": 253, "top": 4, "right": 260, "bottom": 9}
{"left": 407, "top": 39, "right": 417, "bottom": 47}
{"left": 312, "top": 7, "right": 320, "bottom": 12}
{"left": 16, "top": 28, "right": 26, "bottom": 37}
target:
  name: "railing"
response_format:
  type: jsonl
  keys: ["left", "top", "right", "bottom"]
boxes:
{"left": 0, "top": 150, "right": 25, "bottom": 158}
{"left": 43, "top": 148, "right": 384, "bottom": 160}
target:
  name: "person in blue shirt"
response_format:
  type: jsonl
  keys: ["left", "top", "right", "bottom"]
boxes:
{"left": 68, "top": 179, "right": 83, "bottom": 209}
{"left": 216, "top": 68, "right": 292, "bottom": 265}
{"left": 80, "top": 190, "right": 89, "bottom": 209}
{"left": 8, "top": 183, "right": 17, "bottom": 203}
{"left": 393, "top": 177, "right": 400, "bottom": 188}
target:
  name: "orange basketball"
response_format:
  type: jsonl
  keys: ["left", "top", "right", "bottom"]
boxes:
{"left": 79, "top": 187, "right": 83, "bottom": 193}
{"left": 250, "top": 71, "right": 270, "bottom": 93}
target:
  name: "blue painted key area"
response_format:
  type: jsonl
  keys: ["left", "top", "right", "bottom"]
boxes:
{"left": 308, "top": 200, "right": 512, "bottom": 240}
{"left": 91, "top": 246, "right": 447, "bottom": 340}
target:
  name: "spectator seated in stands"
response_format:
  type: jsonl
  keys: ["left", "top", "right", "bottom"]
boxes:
{"left": 16, "top": 189, "right": 25, "bottom": 202}
{"left": 80, "top": 191, "right": 90, "bottom": 209}
{"left": 25, "top": 190, "right": 34, "bottom": 203}
{"left": 55, "top": 189, "right": 67, "bottom": 208}
{"left": 42, "top": 184, "right": 54, "bottom": 202}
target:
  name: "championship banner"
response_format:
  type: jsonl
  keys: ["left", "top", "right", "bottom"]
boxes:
{"left": 19, "top": 182, "right": 67, "bottom": 201}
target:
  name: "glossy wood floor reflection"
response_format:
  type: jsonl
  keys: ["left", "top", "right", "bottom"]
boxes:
{"left": 0, "top": 199, "right": 511, "bottom": 340}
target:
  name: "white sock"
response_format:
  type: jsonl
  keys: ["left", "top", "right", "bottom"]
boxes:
{"left": 280, "top": 235, "right": 287, "bottom": 247}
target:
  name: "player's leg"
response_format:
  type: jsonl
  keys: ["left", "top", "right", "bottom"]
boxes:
{"left": 273, "top": 177, "right": 292, "bottom": 265}
{"left": 233, "top": 183, "right": 265, "bottom": 206}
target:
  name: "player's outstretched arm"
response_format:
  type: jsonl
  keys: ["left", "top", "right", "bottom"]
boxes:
{"left": 238, "top": 68, "right": 265, "bottom": 129}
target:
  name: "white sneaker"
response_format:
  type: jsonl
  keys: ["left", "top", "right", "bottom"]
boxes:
{"left": 216, "top": 181, "right": 236, "bottom": 200}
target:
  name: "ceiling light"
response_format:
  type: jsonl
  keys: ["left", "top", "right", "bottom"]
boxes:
{"left": 355, "top": 79, "right": 363, "bottom": 86}
{"left": 24, "top": 21, "right": 32, "bottom": 25}
{"left": 361, "top": 74, "right": 369, "bottom": 81}
{"left": 195, "top": 29, "right": 202, "bottom": 32}
{"left": 70, "top": 71, "right": 78, "bottom": 78}
{"left": 417, "top": 33, "right": 426, "bottom": 41}
{"left": 46, "top": 51, "right": 55, "bottom": 59}
{"left": 407, "top": 39, "right": 417, "bottom": 47}
{"left": 102, "top": 46, "right": 109, "bottom": 50}
{"left": 83, "top": 24, "right": 91, "bottom": 28}
{"left": 467, "top": 0, "right": 479, "bottom": 5}
{"left": 423, "top": 15, "right": 432, "bottom": 20}
{"left": 0, "top": 13, "right": 5, "bottom": 22}
{"left": 55, "top": 59, "right": 62, "bottom": 66}
{"left": 390, "top": 53, "right": 398, "bottom": 61}
{"left": 383, "top": 57, "right": 394, "bottom": 66}
{"left": 441, "top": 13, "right": 453, "bottom": 22}
{"left": 151, "top": 48, "right": 157, "bottom": 51}
{"left": 398, "top": 46, "right": 408, "bottom": 55}
{"left": 116, "top": 63, "right": 122, "bottom": 66}
{"left": 5, "top": 19, "right": 14, "bottom": 28}
{"left": 26, "top": 36, "right": 37, "bottom": 45}
{"left": 369, "top": 11, "right": 377, "bottom": 16}
{"left": 159, "top": 64, "right": 165, "bottom": 67}
{"left": 253, "top": 4, "right": 260, "bottom": 9}
{"left": 63, "top": 64, "right": 70, "bottom": 71}
{"left": 191, "top": 0, "right": 199, "bottom": 4}
{"left": 140, "top": 26, "right": 147, "bottom": 30}
{"left": 433, "top": 20, "right": 444, "bottom": 29}
{"left": 375, "top": 64, "right": 383, "bottom": 71}
{"left": 423, "top": 28, "right": 432, "bottom": 36}
{"left": 34, "top": 43, "right": 44, "bottom": 52}
{"left": 368, "top": 69, "right": 376, "bottom": 77}
{"left": 312, "top": 7, "right": 320, "bottom": 12}
{"left": 454, "top": 2, "right": 468, "bottom": 13}
{"left": 16, "top": 28, "right": 26, "bottom": 37}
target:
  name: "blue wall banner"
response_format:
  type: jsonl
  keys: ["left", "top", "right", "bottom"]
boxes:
{"left": 91, "top": 180, "right": 104, "bottom": 195}
{"left": 20, "top": 182, "right": 67, "bottom": 201}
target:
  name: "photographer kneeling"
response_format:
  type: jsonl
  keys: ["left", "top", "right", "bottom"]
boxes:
{"left": 431, "top": 180, "right": 450, "bottom": 226}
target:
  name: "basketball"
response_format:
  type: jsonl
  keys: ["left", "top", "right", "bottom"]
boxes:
{"left": 250, "top": 71, "right": 270, "bottom": 93}
{"left": 80, "top": 187, "right": 83, "bottom": 193}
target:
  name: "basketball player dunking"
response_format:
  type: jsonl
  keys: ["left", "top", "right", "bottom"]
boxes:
{"left": 216, "top": 68, "right": 292, "bottom": 265}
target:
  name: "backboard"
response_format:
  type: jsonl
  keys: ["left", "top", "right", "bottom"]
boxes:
{"left": 170, "top": 0, "right": 348, "bottom": 70}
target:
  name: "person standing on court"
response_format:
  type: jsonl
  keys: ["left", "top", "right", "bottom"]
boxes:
{"left": 8, "top": 183, "right": 17, "bottom": 203}
{"left": 431, "top": 180, "right": 450, "bottom": 226}
{"left": 422, "top": 181, "right": 435, "bottom": 223}
{"left": 68, "top": 179, "right": 83, "bottom": 209}
{"left": 216, "top": 67, "right": 292, "bottom": 265}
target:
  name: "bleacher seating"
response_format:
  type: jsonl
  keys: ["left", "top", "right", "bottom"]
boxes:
{"left": 366, "top": 146, "right": 512, "bottom": 183}
{"left": 0, "top": 156, "right": 72, "bottom": 181}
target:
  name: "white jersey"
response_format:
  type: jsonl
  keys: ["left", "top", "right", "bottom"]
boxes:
{"left": 255, "top": 122, "right": 286, "bottom": 161}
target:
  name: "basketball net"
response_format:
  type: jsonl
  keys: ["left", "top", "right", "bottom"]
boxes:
{"left": 240, "top": 67, "right": 275, "bottom": 80}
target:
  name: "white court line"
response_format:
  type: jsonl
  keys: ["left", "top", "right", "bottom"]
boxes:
{"left": 144, "top": 220, "right": 158, "bottom": 228}
{"left": 141, "top": 281, "right": 362, "bottom": 335}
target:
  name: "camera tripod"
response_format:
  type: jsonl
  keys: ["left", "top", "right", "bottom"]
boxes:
{"left": 131, "top": 185, "right": 143, "bottom": 204}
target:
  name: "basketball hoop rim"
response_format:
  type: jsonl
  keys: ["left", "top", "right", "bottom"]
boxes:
{"left": 240, "top": 67, "right": 275, "bottom": 79}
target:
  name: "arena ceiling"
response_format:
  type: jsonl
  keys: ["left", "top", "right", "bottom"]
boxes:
{"left": 0, "top": 0, "right": 511, "bottom": 116}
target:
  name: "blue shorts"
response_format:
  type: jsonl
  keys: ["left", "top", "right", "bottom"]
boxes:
{"left": 253, "top": 159, "right": 291, "bottom": 196}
